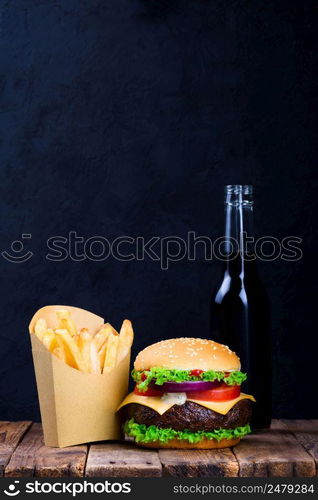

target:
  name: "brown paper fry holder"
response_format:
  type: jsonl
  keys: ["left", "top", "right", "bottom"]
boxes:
{"left": 29, "top": 305, "right": 130, "bottom": 448}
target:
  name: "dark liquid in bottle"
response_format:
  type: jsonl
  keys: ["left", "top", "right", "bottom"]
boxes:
{"left": 211, "top": 256, "right": 272, "bottom": 429}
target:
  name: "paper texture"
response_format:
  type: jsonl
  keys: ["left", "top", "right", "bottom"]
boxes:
{"left": 29, "top": 305, "right": 130, "bottom": 448}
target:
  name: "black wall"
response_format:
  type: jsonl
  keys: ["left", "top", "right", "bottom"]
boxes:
{"left": 0, "top": 0, "right": 317, "bottom": 420}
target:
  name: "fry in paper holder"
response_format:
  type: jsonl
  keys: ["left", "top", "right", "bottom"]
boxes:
{"left": 29, "top": 305, "right": 133, "bottom": 447}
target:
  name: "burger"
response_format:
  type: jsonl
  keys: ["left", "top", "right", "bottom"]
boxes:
{"left": 118, "top": 338, "right": 255, "bottom": 449}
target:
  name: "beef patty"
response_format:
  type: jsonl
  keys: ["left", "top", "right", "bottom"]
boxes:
{"left": 126, "top": 399, "right": 252, "bottom": 432}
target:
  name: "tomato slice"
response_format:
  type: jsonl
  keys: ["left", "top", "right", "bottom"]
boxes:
{"left": 190, "top": 369, "right": 204, "bottom": 377}
{"left": 187, "top": 383, "right": 241, "bottom": 402}
{"left": 134, "top": 386, "right": 163, "bottom": 397}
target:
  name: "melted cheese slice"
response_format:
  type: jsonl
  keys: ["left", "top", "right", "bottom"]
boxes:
{"left": 117, "top": 392, "right": 255, "bottom": 416}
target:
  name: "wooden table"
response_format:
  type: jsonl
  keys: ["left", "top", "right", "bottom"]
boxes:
{"left": 1, "top": 420, "right": 317, "bottom": 477}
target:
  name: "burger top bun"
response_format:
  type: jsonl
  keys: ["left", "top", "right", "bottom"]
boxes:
{"left": 134, "top": 338, "right": 241, "bottom": 372}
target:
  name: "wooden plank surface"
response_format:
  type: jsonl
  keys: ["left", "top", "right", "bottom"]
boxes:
{"left": 283, "top": 420, "right": 318, "bottom": 476}
{"left": 5, "top": 423, "right": 87, "bottom": 477}
{"left": 85, "top": 442, "right": 162, "bottom": 477}
{"left": 159, "top": 448, "right": 239, "bottom": 477}
{"left": 233, "top": 419, "right": 316, "bottom": 477}
{"left": 0, "top": 421, "right": 31, "bottom": 476}
{"left": 1, "top": 420, "right": 317, "bottom": 477}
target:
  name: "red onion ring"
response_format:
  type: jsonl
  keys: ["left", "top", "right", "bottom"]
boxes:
{"left": 150, "top": 380, "right": 220, "bottom": 393}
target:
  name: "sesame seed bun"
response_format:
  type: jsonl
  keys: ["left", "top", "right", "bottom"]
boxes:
{"left": 134, "top": 338, "right": 241, "bottom": 372}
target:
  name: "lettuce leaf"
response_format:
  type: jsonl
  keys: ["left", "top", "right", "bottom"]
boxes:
{"left": 223, "top": 371, "right": 247, "bottom": 386}
{"left": 124, "top": 418, "right": 251, "bottom": 444}
{"left": 132, "top": 367, "right": 247, "bottom": 391}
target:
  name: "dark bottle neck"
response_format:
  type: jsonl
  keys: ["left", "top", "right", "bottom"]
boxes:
{"left": 223, "top": 185, "right": 255, "bottom": 277}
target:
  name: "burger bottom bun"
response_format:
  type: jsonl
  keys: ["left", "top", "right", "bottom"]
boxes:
{"left": 135, "top": 437, "right": 241, "bottom": 449}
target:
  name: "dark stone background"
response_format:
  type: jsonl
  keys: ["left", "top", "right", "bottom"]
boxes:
{"left": 0, "top": 0, "right": 317, "bottom": 420}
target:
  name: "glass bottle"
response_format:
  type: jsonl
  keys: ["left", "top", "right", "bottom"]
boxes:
{"left": 210, "top": 185, "right": 271, "bottom": 429}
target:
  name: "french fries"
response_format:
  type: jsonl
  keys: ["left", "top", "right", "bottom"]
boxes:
{"left": 93, "top": 325, "right": 110, "bottom": 351}
{"left": 103, "top": 334, "right": 119, "bottom": 372}
{"left": 42, "top": 328, "right": 58, "bottom": 351}
{"left": 90, "top": 342, "right": 101, "bottom": 374}
{"left": 56, "top": 309, "right": 77, "bottom": 336}
{"left": 76, "top": 328, "right": 92, "bottom": 372}
{"left": 118, "top": 320, "right": 134, "bottom": 363}
{"left": 33, "top": 310, "right": 133, "bottom": 374}
{"left": 104, "top": 323, "right": 119, "bottom": 337}
{"left": 55, "top": 329, "right": 87, "bottom": 372}
{"left": 53, "top": 346, "right": 66, "bottom": 363}
{"left": 93, "top": 326, "right": 111, "bottom": 372}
